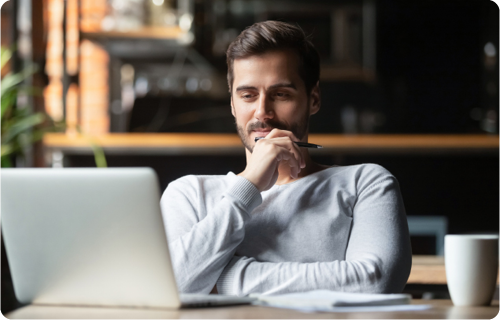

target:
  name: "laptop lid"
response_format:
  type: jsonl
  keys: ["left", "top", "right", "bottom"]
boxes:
{"left": 1, "top": 168, "right": 181, "bottom": 309}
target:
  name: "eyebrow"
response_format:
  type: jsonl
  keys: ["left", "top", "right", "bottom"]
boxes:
{"left": 235, "top": 82, "right": 297, "bottom": 92}
{"left": 269, "top": 82, "right": 297, "bottom": 90}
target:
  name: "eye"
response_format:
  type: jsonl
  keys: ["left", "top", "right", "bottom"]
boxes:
{"left": 240, "top": 92, "right": 256, "bottom": 100}
{"left": 274, "top": 92, "right": 290, "bottom": 99}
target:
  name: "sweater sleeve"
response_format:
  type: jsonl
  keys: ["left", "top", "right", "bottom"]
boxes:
{"left": 216, "top": 174, "right": 412, "bottom": 296}
{"left": 160, "top": 174, "right": 262, "bottom": 294}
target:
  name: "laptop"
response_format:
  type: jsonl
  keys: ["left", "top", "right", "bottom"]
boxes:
{"left": 1, "top": 168, "right": 254, "bottom": 308}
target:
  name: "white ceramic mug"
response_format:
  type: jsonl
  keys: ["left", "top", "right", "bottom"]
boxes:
{"left": 444, "top": 234, "right": 499, "bottom": 306}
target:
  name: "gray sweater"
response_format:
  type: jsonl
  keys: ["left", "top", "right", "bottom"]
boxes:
{"left": 160, "top": 164, "right": 412, "bottom": 296}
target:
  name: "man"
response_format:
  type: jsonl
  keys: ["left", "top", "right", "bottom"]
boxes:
{"left": 160, "top": 21, "right": 412, "bottom": 296}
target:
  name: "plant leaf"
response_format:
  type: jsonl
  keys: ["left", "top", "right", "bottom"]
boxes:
{"left": 2, "top": 113, "right": 46, "bottom": 143}
{"left": 1, "top": 143, "right": 13, "bottom": 157}
{"left": 1, "top": 129, "right": 45, "bottom": 157}
{"left": 1, "top": 155, "right": 13, "bottom": 168}
{"left": 1, "top": 47, "right": 12, "bottom": 71}
{"left": 1, "top": 88, "right": 17, "bottom": 118}
{"left": 1, "top": 73, "right": 24, "bottom": 95}
{"left": 1, "top": 64, "right": 38, "bottom": 96}
{"left": 90, "top": 142, "right": 108, "bottom": 168}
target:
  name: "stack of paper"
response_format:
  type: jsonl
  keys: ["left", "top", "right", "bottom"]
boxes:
{"left": 252, "top": 290, "right": 430, "bottom": 313}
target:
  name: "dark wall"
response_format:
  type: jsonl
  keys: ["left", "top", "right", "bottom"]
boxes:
{"left": 310, "top": 0, "right": 498, "bottom": 134}
{"left": 128, "top": 1, "right": 499, "bottom": 136}
{"left": 376, "top": 0, "right": 495, "bottom": 134}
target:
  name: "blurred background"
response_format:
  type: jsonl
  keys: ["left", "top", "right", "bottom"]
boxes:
{"left": 1, "top": 0, "right": 498, "bottom": 312}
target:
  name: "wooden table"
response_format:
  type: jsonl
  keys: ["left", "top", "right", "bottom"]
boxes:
{"left": 6, "top": 300, "right": 499, "bottom": 319}
{"left": 408, "top": 255, "right": 499, "bottom": 285}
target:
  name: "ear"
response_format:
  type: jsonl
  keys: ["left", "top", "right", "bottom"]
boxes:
{"left": 309, "top": 81, "right": 321, "bottom": 115}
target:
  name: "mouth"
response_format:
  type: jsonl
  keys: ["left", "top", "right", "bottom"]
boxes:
{"left": 252, "top": 129, "right": 272, "bottom": 138}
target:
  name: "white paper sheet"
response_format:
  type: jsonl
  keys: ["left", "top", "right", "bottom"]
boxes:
{"left": 251, "top": 290, "right": 431, "bottom": 313}
{"left": 253, "top": 301, "right": 432, "bottom": 313}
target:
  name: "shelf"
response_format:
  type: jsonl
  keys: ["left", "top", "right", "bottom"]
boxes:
{"left": 309, "top": 134, "right": 499, "bottom": 154}
{"left": 44, "top": 133, "right": 243, "bottom": 155}
{"left": 81, "top": 26, "right": 185, "bottom": 40}
{"left": 43, "top": 133, "right": 499, "bottom": 156}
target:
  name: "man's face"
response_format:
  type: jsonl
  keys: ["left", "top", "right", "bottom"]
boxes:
{"left": 231, "top": 50, "right": 320, "bottom": 152}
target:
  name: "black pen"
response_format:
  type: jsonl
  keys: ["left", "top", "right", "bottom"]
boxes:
{"left": 254, "top": 137, "right": 323, "bottom": 148}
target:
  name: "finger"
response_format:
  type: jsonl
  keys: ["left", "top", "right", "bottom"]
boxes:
{"left": 286, "top": 139, "right": 305, "bottom": 170}
{"left": 256, "top": 137, "right": 304, "bottom": 172}
{"left": 264, "top": 130, "right": 304, "bottom": 168}
{"left": 266, "top": 128, "right": 298, "bottom": 141}
{"left": 289, "top": 139, "right": 305, "bottom": 169}
{"left": 266, "top": 137, "right": 304, "bottom": 169}
{"left": 275, "top": 146, "right": 301, "bottom": 176}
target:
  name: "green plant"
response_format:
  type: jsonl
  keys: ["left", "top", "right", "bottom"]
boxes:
{"left": 1, "top": 47, "right": 64, "bottom": 167}
{"left": 1, "top": 47, "right": 107, "bottom": 168}
{"left": 77, "top": 126, "right": 108, "bottom": 168}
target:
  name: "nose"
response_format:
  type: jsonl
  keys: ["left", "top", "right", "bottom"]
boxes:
{"left": 254, "top": 94, "right": 274, "bottom": 122}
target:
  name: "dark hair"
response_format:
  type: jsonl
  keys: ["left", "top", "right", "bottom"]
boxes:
{"left": 226, "top": 21, "right": 320, "bottom": 95}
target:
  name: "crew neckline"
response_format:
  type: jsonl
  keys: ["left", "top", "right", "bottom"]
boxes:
{"left": 271, "top": 165, "right": 340, "bottom": 189}
{"left": 227, "top": 165, "right": 344, "bottom": 191}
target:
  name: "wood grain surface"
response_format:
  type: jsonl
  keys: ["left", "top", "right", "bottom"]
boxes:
{"left": 6, "top": 300, "right": 499, "bottom": 319}
{"left": 43, "top": 133, "right": 499, "bottom": 155}
{"left": 409, "top": 255, "right": 499, "bottom": 285}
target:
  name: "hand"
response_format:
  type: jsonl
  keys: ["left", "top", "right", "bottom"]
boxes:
{"left": 239, "top": 129, "right": 306, "bottom": 192}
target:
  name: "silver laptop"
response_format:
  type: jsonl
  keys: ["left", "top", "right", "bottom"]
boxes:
{"left": 1, "top": 168, "right": 254, "bottom": 308}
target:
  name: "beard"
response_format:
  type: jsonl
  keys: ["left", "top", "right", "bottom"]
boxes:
{"left": 235, "top": 109, "right": 310, "bottom": 153}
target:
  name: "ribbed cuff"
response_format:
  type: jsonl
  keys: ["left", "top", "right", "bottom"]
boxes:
{"left": 216, "top": 256, "right": 240, "bottom": 295}
{"left": 225, "top": 175, "right": 262, "bottom": 214}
